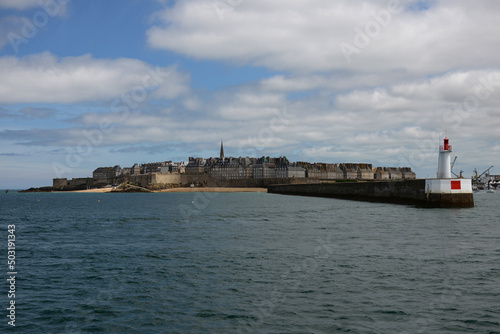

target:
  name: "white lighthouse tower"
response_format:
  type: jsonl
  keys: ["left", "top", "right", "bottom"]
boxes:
{"left": 437, "top": 137, "right": 452, "bottom": 178}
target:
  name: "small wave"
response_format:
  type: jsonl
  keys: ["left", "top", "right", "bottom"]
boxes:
{"left": 375, "top": 310, "right": 408, "bottom": 315}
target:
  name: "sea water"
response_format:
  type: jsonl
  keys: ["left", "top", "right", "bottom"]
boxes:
{"left": 0, "top": 190, "right": 499, "bottom": 333}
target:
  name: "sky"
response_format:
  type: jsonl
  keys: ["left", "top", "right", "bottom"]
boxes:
{"left": 1, "top": 0, "right": 500, "bottom": 188}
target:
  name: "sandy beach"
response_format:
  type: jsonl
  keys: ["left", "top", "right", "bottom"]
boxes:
{"left": 156, "top": 187, "right": 267, "bottom": 193}
{"left": 69, "top": 188, "right": 113, "bottom": 193}
{"left": 69, "top": 187, "right": 268, "bottom": 193}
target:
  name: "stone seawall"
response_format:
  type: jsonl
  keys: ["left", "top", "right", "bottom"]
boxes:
{"left": 180, "top": 175, "right": 319, "bottom": 188}
{"left": 268, "top": 180, "right": 474, "bottom": 208}
{"left": 130, "top": 173, "right": 319, "bottom": 188}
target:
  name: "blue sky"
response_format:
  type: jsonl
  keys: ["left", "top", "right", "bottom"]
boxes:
{"left": 1, "top": 0, "right": 500, "bottom": 188}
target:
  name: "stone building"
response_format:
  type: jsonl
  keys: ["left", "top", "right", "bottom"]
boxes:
{"left": 53, "top": 178, "right": 68, "bottom": 188}
{"left": 253, "top": 157, "right": 278, "bottom": 179}
{"left": 132, "top": 163, "right": 141, "bottom": 175}
{"left": 374, "top": 167, "right": 416, "bottom": 180}
{"left": 53, "top": 177, "right": 93, "bottom": 188}
{"left": 185, "top": 157, "right": 206, "bottom": 174}
{"left": 401, "top": 167, "right": 416, "bottom": 180}
{"left": 340, "top": 163, "right": 360, "bottom": 179}
{"left": 357, "top": 163, "right": 374, "bottom": 180}
{"left": 299, "top": 162, "right": 344, "bottom": 179}
{"left": 141, "top": 161, "right": 174, "bottom": 174}
{"left": 387, "top": 167, "right": 403, "bottom": 180}
{"left": 374, "top": 167, "right": 390, "bottom": 180}
{"left": 275, "top": 165, "right": 306, "bottom": 178}
{"left": 207, "top": 157, "right": 255, "bottom": 179}
{"left": 93, "top": 166, "right": 122, "bottom": 181}
{"left": 122, "top": 167, "right": 132, "bottom": 175}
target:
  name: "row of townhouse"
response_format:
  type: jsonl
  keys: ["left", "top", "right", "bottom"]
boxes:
{"left": 185, "top": 156, "right": 416, "bottom": 180}
{"left": 134, "top": 161, "right": 184, "bottom": 174}
{"left": 92, "top": 161, "right": 187, "bottom": 183}
{"left": 373, "top": 167, "right": 416, "bottom": 180}
{"left": 185, "top": 156, "right": 308, "bottom": 180}
{"left": 296, "top": 162, "right": 376, "bottom": 180}
{"left": 90, "top": 159, "right": 417, "bottom": 184}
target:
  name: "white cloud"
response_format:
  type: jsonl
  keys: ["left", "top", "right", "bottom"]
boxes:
{"left": 0, "top": 0, "right": 68, "bottom": 15}
{"left": 147, "top": 0, "right": 500, "bottom": 75}
{"left": 0, "top": 52, "right": 192, "bottom": 104}
{"left": 2, "top": 1, "right": 500, "bottom": 181}
{"left": 2, "top": 57, "right": 498, "bottom": 179}
{"left": 0, "top": 0, "right": 41, "bottom": 10}
{"left": 215, "top": 91, "right": 285, "bottom": 120}
{"left": 260, "top": 75, "right": 329, "bottom": 93}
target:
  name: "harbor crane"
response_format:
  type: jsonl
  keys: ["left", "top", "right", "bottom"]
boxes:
{"left": 450, "top": 156, "right": 464, "bottom": 178}
{"left": 450, "top": 156, "right": 458, "bottom": 177}
{"left": 472, "top": 166, "right": 494, "bottom": 189}
{"left": 474, "top": 166, "right": 494, "bottom": 180}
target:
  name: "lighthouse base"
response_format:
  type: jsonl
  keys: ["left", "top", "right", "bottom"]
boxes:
{"left": 425, "top": 178, "right": 474, "bottom": 208}
{"left": 425, "top": 193, "right": 474, "bottom": 208}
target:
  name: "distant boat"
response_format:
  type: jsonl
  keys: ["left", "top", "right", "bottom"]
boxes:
{"left": 5, "top": 189, "right": 8, "bottom": 193}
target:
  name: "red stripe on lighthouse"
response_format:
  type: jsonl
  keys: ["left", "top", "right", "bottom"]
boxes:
{"left": 451, "top": 180, "right": 461, "bottom": 190}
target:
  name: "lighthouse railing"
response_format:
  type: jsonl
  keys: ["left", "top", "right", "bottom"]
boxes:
{"left": 439, "top": 145, "right": 452, "bottom": 151}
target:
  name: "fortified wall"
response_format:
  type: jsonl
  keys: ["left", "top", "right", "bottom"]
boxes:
{"left": 130, "top": 173, "right": 182, "bottom": 187}
{"left": 135, "top": 173, "right": 318, "bottom": 188}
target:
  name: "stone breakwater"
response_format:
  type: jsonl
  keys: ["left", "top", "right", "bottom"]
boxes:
{"left": 268, "top": 179, "right": 475, "bottom": 208}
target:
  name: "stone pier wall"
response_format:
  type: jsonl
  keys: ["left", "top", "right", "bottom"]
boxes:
{"left": 268, "top": 180, "right": 474, "bottom": 208}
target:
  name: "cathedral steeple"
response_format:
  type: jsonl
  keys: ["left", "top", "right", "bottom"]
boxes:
{"left": 220, "top": 141, "right": 224, "bottom": 159}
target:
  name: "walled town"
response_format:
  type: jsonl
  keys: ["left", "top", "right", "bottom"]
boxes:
{"left": 52, "top": 143, "right": 416, "bottom": 190}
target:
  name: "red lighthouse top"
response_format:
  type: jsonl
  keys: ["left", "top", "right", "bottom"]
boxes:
{"left": 440, "top": 137, "right": 452, "bottom": 151}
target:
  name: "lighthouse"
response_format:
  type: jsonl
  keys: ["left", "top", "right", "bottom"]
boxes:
{"left": 422, "top": 135, "right": 474, "bottom": 207}
{"left": 437, "top": 137, "right": 452, "bottom": 178}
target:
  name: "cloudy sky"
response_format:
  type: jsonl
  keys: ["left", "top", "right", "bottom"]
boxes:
{"left": 1, "top": 0, "right": 499, "bottom": 188}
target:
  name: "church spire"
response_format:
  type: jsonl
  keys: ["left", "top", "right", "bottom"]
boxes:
{"left": 220, "top": 141, "right": 224, "bottom": 159}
